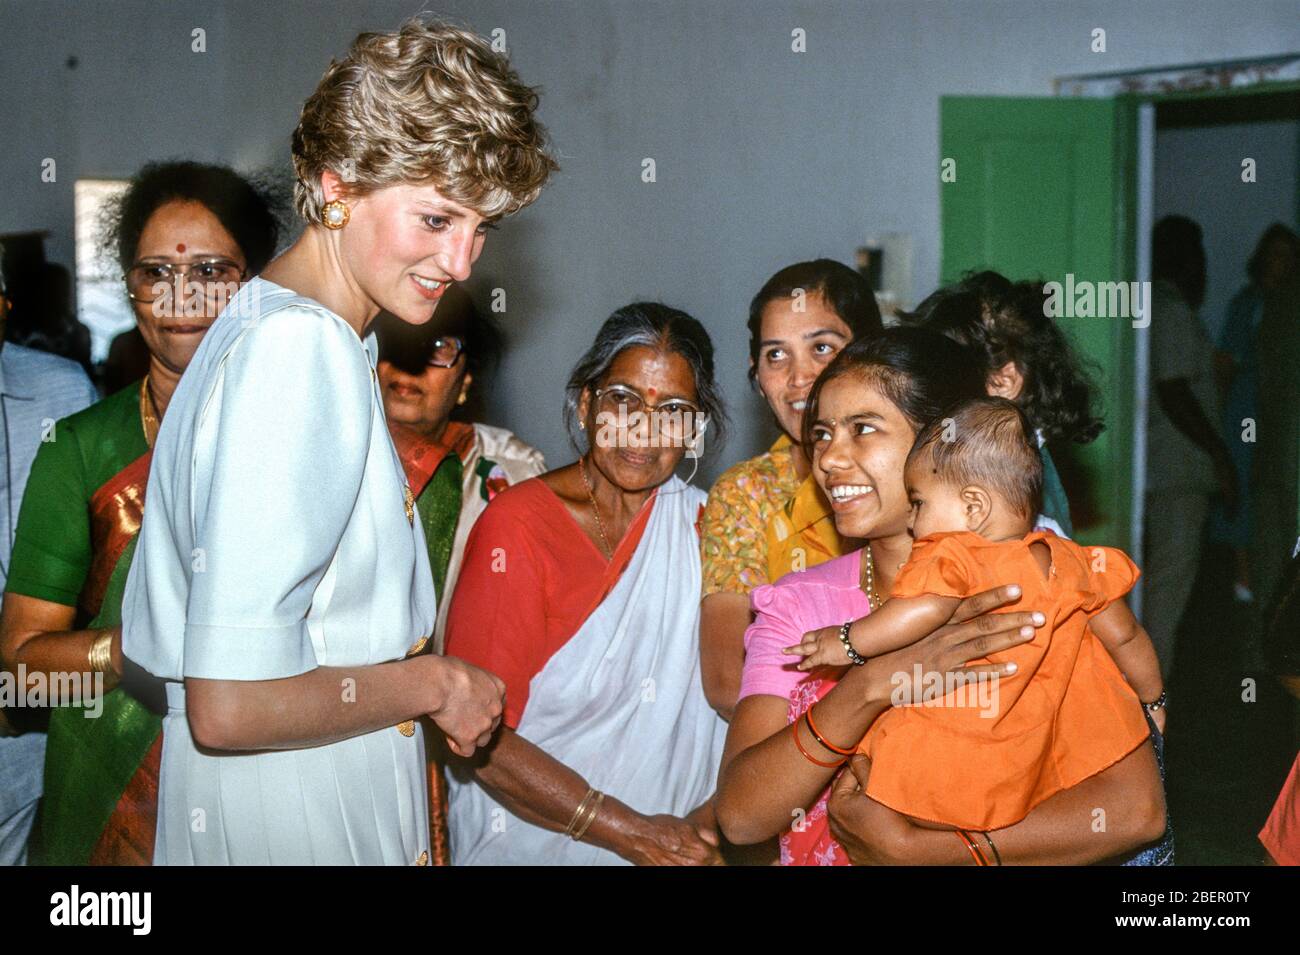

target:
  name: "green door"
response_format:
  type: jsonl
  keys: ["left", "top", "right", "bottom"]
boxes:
{"left": 940, "top": 95, "right": 1138, "bottom": 552}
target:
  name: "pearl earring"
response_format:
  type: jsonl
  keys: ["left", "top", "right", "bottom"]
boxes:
{"left": 322, "top": 200, "right": 350, "bottom": 230}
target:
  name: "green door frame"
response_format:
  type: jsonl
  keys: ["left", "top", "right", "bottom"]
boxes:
{"left": 941, "top": 79, "right": 1300, "bottom": 563}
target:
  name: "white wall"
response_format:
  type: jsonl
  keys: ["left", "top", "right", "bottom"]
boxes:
{"left": 3, "top": 0, "right": 1299, "bottom": 479}
{"left": 1154, "top": 118, "right": 1299, "bottom": 343}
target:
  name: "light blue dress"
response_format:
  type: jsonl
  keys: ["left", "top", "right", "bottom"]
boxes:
{"left": 121, "top": 277, "right": 436, "bottom": 865}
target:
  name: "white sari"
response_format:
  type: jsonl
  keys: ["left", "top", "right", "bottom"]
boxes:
{"left": 446, "top": 475, "right": 726, "bottom": 865}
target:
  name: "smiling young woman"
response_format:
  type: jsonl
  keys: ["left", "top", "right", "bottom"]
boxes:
{"left": 715, "top": 329, "right": 1170, "bottom": 866}
{"left": 118, "top": 19, "right": 556, "bottom": 866}
{"left": 697, "top": 260, "right": 881, "bottom": 724}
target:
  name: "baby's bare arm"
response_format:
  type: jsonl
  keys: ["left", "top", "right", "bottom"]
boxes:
{"left": 1088, "top": 601, "right": 1164, "bottom": 703}
{"left": 847, "top": 594, "right": 962, "bottom": 656}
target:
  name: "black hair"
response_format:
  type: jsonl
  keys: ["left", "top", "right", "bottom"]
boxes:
{"left": 909, "top": 396, "right": 1044, "bottom": 521}
{"left": 1152, "top": 215, "right": 1206, "bottom": 311}
{"left": 105, "top": 160, "right": 281, "bottom": 275}
{"left": 899, "top": 270, "right": 1104, "bottom": 445}
{"left": 747, "top": 258, "right": 883, "bottom": 383}
{"left": 1246, "top": 222, "right": 1300, "bottom": 286}
{"left": 801, "top": 326, "right": 986, "bottom": 451}
{"left": 564, "top": 301, "right": 727, "bottom": 455}
{"left": 373, "top": 283, "right": 503, "bottom": 382}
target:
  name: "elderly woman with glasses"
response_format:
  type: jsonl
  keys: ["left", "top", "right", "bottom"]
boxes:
{"left": 0, "top": 160, "right": 278, "bottom": 865}
{"left": 443, "top": 302, "right": 729, "bottom": 865}
{"left": 373, "top": 284, "right": 546, "bottom": 864}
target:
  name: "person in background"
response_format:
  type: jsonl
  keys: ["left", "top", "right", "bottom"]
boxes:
{"left": 374, "top": 283, "right": 546, "bottom": 864}
{"left": 1251, "top": 246, "right": 1300, "bottom": 626}
{"left": 0, "top": 161, "right": 279, "bottom": 865}
{"left": 0, "top": 244, "right": 100, "bottom": 864}
{"left": 444, "top": 303, "right": 728, "bottom": 865}
{"left": 1212, "top": 224, "right": 1300, "bottom": 604}
{"left": 0, "top": 257, "right": 92, "bottom": 375}
{"left": 899, "top": 270, "right": 1103, "bottom": 539}
{"left": 698, "top": 259, "right": 882, "bottom": 723}
{"left": 1145, "top": 216, "right": 1236, "bottom": 682}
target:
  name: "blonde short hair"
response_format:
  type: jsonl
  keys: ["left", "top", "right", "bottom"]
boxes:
{"left": 292, "top": 19, "right": 557, "bottom": 223}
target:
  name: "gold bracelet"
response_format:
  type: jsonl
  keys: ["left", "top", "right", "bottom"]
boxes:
{"left": 571, "top": 791, "right": 604, "bottom": 842}
{"left": 88, "top": 631, "right": 114, "bottom": 674}
{"left": 564, "top": 787, "right": 597, "bottom": 838}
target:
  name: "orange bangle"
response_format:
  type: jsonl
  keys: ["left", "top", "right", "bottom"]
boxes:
{"left": 792, "top": 717, "right": 846, "bottom": 768}
{"left": 955, "top": 829, "right": 988, "bottom": 866}
{"left": 805, "top": 705, "right": 857, "bottom": 756}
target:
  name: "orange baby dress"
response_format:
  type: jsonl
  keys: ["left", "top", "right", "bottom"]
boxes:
{"left": 857, "top": 529, "right": 1151, "bottom": 830}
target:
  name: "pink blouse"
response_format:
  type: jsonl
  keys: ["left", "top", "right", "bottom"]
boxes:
{"left": 740, "top": 549, "right": 872, "bottom": 702}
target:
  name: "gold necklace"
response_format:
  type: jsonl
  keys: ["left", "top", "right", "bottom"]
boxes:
{"left": 861, "top": 543, "right": 883, "bottom": 611}
{"left": 579, "top": 457, "right": 613, "bottom": 560}
{"left": 139, "top": 375, "right": 160, "bottom": 449}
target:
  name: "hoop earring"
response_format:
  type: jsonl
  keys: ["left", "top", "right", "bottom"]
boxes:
{"left": 322, "top": 200, "right": 350, "bottom": 230}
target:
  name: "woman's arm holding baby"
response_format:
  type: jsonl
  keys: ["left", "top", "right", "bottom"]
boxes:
{"left": 1088, "top": 602, "right": 1166, "bottom": 732}
{"left": 785, "top": 595, "right": 961, "bottom": 671}
{"left": 830, "top": 738, "right": 1168, "bottom": 865}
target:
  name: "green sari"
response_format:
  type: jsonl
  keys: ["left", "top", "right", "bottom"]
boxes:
{"left": 7, "top": 381, "right": 162, "bottom": 865}
{"left": 390, "top": 420, "right": 472, "bottom": 867}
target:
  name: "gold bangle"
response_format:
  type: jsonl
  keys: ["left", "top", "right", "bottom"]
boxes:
{"left": 564, "top": 787, "right": 597, "bottom": 838}
{"left": 571, "top": 791, "right": 604, "bottom": 842}
{"left": 88, "top": 631, "right": 114, "bottom": 674}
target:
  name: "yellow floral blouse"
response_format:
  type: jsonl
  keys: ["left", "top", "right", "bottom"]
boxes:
{"left": 764, "top": 473, "right": 849, "bottom": 581}
{"left": 700, "top": 436, "right": 804, "bottom": 596}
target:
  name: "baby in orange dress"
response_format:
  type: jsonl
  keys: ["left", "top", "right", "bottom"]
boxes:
{"left": 788, "top": 397, "right": 1166, "bottom": 831}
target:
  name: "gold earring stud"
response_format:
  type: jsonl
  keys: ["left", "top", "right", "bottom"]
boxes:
{"left": 322, "top": 200, "right": 350, "bottom": 230}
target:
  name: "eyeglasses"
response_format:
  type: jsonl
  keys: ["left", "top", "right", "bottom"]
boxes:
{"left": 125, "top": 258, "right": 246, "bottom": 304}
{"left": 594, "top": 386, "right": 706, "bottom": 439}
{"left": 426, "top": 336, "right": 465, "bottom": 369}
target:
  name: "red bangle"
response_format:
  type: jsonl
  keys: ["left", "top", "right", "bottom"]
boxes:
{"left": 792, "top": 717, "right": 846, "bottom": 768}
{"left": 954, "top": 829, "right": 988, "bottom": 866}
{"left": 805, "top": 705, "right": 857, "bottom": 756}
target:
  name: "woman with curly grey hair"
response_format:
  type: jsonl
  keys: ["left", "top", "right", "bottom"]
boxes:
{"left": 443, "top": 303, "right": 730, "bottom": 865}
{"left": 121, "top": 19, "right": 556, "bottom": 865}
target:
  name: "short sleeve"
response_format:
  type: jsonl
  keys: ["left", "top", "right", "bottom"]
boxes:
{"left": 890, "top": 535, "right": 976, "bottom": 600}
{"left": 5, "top": 423, "right": 92, "bottom": 606}
{"left": 444, "top": 495, "right": 548, "bottom": 729}
{"left": 737, "top": 583, "right": 807, "bottom": 702}
{"left": 699, "top": 465, "right": 771, "bottom": 597}
{"left": 1081, "top": 545, "right": 1140, "bottom": 611}
{"left": 182, "top": 307, "right": 372, "bottom": 681}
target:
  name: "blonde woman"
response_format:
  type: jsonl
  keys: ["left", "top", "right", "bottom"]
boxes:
{"left": 121, "top": 20, "right": 557, "bottom": 865}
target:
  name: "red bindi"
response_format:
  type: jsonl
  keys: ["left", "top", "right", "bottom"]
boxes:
{"left": 176, "top": 243, "right": 186, "bottom": 253}
{"left": 647, "top": 387, "right": 658, "bottom": 398}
